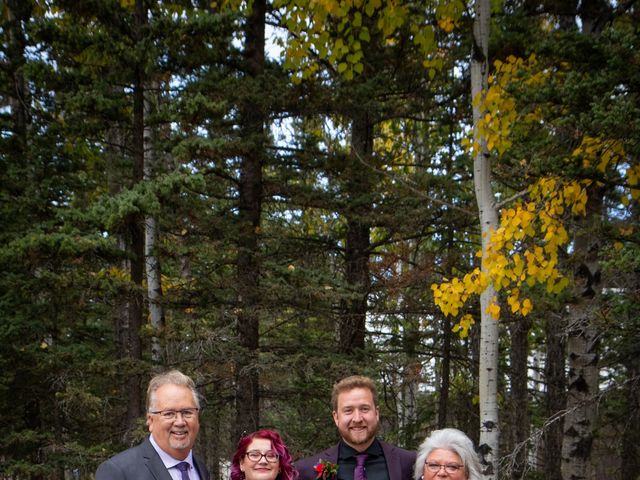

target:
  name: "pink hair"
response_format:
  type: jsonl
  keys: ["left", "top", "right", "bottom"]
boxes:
{"left": 231, "top": 430, "right": 298, "bottom": 480}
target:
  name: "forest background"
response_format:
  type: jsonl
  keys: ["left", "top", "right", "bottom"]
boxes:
{"left": 1, "top": 0, "right": 638, "bottom": 479}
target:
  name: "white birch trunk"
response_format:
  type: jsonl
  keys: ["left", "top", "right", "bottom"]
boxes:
{"left": 471, "top": 0, "right": 500, "bottom": 476}
{"left": 143, "top": 81, "right": 164, "bottom": 364}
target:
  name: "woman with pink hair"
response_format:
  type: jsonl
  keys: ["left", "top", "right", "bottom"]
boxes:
{"left": 231, "top": 430, "right": 298, "bottom": 480}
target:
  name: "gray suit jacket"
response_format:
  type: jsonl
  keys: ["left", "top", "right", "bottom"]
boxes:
{"left": 295, "top": 440, "right": 416, "bottom": 480}
{"left": 96, "top": 437, "right": 209, "bottom": 480}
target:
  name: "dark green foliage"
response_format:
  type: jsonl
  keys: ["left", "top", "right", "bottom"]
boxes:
{"left": 1, "top": 0, "right": 638, "bottom": 478}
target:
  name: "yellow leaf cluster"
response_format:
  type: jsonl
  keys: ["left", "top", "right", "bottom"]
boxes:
{"left": 435, "top": 0, "right": 464, "bottom": 33}
{"left": 431, "top": 176, "right": 590, "bottom": 334}
{"left": 468, "top": 55, "right": 550, "bottom": 158}
{"left": 569, "top": 135, "right": 638, "bottom": 207}
{"left": 487, "top": 300, "right": 501, "bottom": 320}
{"left": 431, "top": 268, "right": 487, "bottom": 318}
{"left": 572, "top": 135, "right": 625, "bottom": 174}
{"left": 452, "top": 314, "right": 475, "bottom": 338}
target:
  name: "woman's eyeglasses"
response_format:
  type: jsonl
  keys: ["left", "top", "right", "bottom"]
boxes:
{"left": 245, "top": 450, "right": 279, "bottom": 463}
{"left": 425, "top": 463, "right": 464, "bottom": 474}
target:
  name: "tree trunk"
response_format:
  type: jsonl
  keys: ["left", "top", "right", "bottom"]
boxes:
{"left": 120, "top": 0, "right": 148, "bottom": 437}
{"left": 471, "top": 0, "right": 500, "bottom": 475}
{"left": 400, "top": 297, "right": 421, "bottom": 445}
{"left": 508, "top": 316, "right": 531, "bottom": 480}
{"left": 234, "top": 0, "right": 266, "bottom": 439}
{"left": 621, "top": 363, "right": 640, "bottom": 479}
{"left": 543, "top": 312, "right": 566, "bottom": 480}
{"left": 144, "top": 80, "right": 165, "bottom": 366}
{"left": 438, "top": 315, "right": 452, "bottom": 429}
{"left": 621, "top": 216, "right": 640, "bottom": 479}
{"left": 554, "top": 5, "right": 608, "bottom": 479}
{"left": 561, "top": 189, "right": 602, "bottom": 480}
{"left": 337, "top": 112, "right": 372, "bottom": 354}
{"left": 6, "top": 0, "right": 29, "bottom": 148}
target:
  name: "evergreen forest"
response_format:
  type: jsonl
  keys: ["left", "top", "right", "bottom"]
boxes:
{"left": 1, "top": 0, "right": 639, "bottom": 478}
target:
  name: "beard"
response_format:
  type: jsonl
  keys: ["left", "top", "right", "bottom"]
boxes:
{"left": 169, "top": 430, "right": 193, "bottom": 450}
{"left": 341, "top": 422, "right": 378, "bottom": 448}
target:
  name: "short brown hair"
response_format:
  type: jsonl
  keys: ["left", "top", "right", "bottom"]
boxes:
{"left": 331, "top": 375, "right": 378, "bottom": 411}
{"left": 146, "top": 370, "right": 200, "bottom": 411}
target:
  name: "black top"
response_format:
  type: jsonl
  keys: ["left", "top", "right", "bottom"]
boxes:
{"left": 337, "top": 439, "right": 389, "bottom": 480}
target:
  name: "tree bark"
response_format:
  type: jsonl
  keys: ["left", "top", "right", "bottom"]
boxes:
{"left": 621, "top": 215, "right": 640, "bottom": 479}
{"left": 337, "top": 112, "right": 372, "bottom": 354}
{"left": 558, "top": 5, "right": 609, "bottom": 480}
{"left": 234, "top": 0, "right": 266, "bottom": 439}
{"left": 508, "top": 316, "right": 531, "bottom": 480}
{"left": 438, "top": 315, "right": 452, "bottom": 429}
{"left": 120, "top": 0, "right": 147, "bottom": 437}
{"left": 621, "top": 363, "right": 640, "bottom": 479}
{"left": 471, "top": 0, "right": 500, "bottom": 475}
{"left": 543, "top": 312, "right": 566, "bottom": 480}
{"left": 144, "top": 80, "right": 165, "bottom": 366}
{"left": 5, "top": 0, "right": 30, "bottom": 148}
{"left": 400, "top": 298, "right": 421, "bottom": 445}
{"left": 560, "top": 189, "right": 602, "bottom": 480}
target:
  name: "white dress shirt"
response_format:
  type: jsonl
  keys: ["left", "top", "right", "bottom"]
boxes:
{"left": 149, "top": 434, "right": 202, "bottom": 480}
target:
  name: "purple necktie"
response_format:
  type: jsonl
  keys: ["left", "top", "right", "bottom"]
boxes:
{"left": 175, "top": 462, "right": 191, "bottom": 480}
{"left": 354, "top": 454, "right": 368, "bottom": 480}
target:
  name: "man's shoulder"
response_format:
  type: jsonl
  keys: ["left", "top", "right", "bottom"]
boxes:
{"left": 96, "top": 439, "right": 153, "bottom": 479}
{"left": 110, "top": 439, "right": 151, "bottom": 461}
{"left": 378, "top": 439, "right": 416, "bottom": 463}
{"left": 294, "top": 444, "right": 339, "bottom": 480}
{"left": 295, "top": 445, "right": 338, "bottom": 466}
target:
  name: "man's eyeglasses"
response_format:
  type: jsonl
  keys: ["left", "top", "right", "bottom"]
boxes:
{"left": 149, "top": 408, "right": 200, "bottom": 420}
{"left": 245, "top": 450, "right": 279, "bottom": 463}
{"left": 425, "top": 463, "right": 464, "bottom": 474}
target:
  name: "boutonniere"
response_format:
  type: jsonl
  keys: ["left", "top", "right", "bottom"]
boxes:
{"left": 314, "top": 459, "right": 338, "bottom": 480}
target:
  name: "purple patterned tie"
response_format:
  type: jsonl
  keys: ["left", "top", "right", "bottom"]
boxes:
{"left": 175, "top": 462, "right": 191, "bottom": 480}
{"left": 354, "top": 454, "right": 368, "bottom": 480}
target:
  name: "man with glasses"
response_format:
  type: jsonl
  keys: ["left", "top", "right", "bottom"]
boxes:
{"left": 96, "top": 370, "right": 209, "bottom": 480}
{"left": 295, "top": 375, "right": 415, "bottom": 480}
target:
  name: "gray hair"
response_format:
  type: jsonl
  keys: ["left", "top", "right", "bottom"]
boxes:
{"left": 414, "top": 428, "right": 482, "bottom": 480}
{"left": 146, "top": 370, "right": 200, "bottom": 412}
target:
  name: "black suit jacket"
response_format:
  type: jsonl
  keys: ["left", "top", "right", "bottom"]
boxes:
{"left": 295, "top": 440, "right": 416, "bottom": 480}
{"left": 96, "top": 436, "right": 209, "bottom": 480}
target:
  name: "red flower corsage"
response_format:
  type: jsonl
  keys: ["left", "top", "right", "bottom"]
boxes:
{"left": 314, "top": 460, "right": 338, "bottom": 480}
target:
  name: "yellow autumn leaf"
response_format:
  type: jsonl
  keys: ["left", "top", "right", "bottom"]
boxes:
{"left": 452, "top": 314, "right": 475, "bottom": 338}
{"left": 487, "top": 302, "right": 501, "bottom": 320}
{"left": 508, "top": 297, "right": 520, "bottom": 313}
{"left": 521, "top": 298, "right": 533, "bottom": 316}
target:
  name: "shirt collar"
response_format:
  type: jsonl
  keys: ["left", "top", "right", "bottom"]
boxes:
{"left": 338, "top": 438, "right": 382, "bottom": 459}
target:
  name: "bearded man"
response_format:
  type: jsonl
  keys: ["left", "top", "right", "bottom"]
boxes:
{"left": 295, "top": 375, "right": 415, "bottom": 480}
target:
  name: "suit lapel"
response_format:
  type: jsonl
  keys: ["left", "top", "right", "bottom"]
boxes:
{"left": 380, "top": 441, "right": 400, "bottom": 480}
{"left": 193, "top": 456, "right": 209, "bottom": 480}
{"left": 140, "top": 437, "right": 175, "bottom": 480}
{"left": 324, "top": 446, "right": 339, "bottom": 463}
